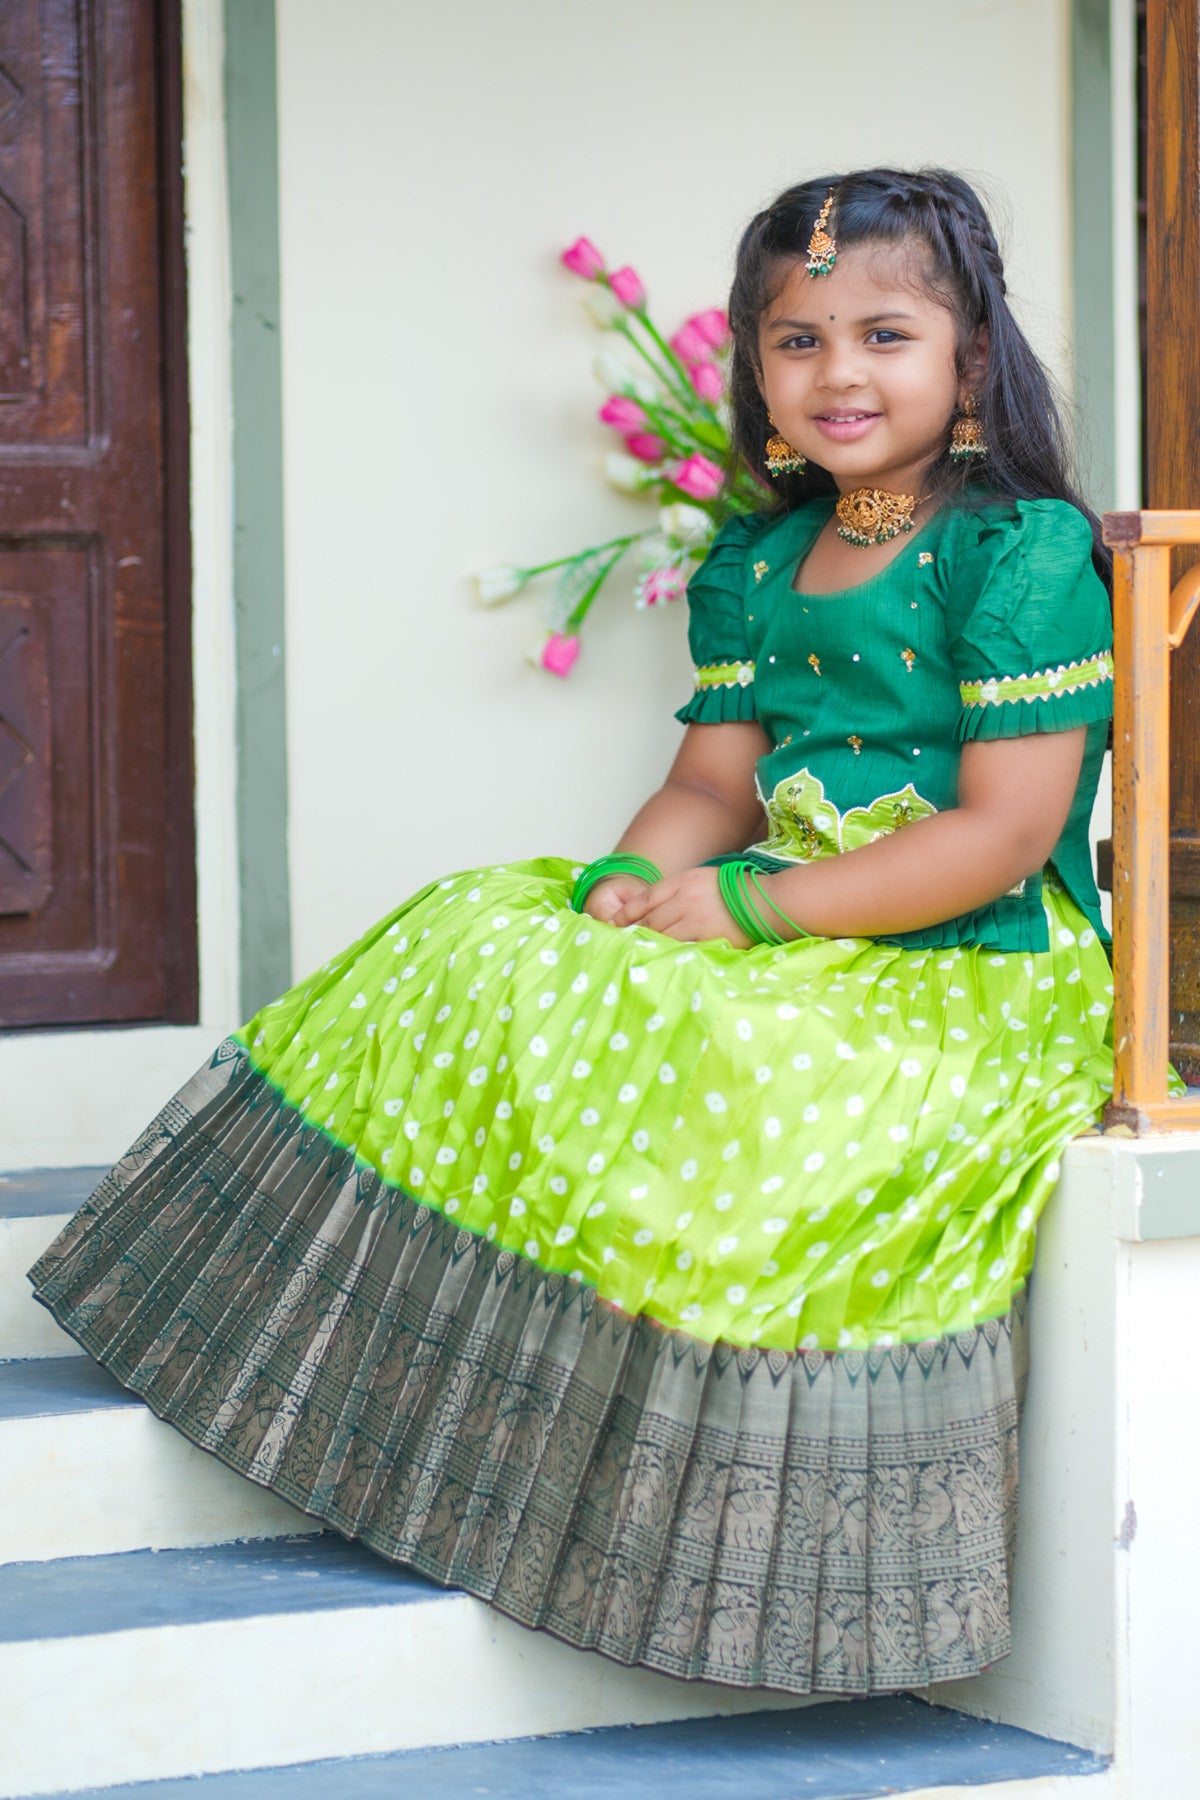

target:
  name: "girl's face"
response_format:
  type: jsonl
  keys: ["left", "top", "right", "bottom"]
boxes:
{"left": 756, "top": 238, "right": 980, "bottom": 495}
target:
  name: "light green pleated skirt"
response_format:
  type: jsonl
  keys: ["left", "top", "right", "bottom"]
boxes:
{"left": 245, "top": 857, "right": 1112, "bottom": 1352}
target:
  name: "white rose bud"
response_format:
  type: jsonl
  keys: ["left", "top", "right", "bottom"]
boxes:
{"left": 604, "top": 451, "right": 658, "bottom": 493}
{"left": 659, "top": 503, "right": 714, "bottom": 549}
{"left": 592, "top": 351, "right": 656, "bottom": 403}
{"left": 636, "top": 533, "right": 674, "bottom": 568}
{"left": 471, "top": 564, "right": 526, "bottom": 605}
{"left": 582, "top": 288, "right": 623, "bottom": 329}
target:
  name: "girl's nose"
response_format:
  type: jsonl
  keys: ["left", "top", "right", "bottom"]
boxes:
{"left": 815, "top": 350, "right": 867, "bottom": 392}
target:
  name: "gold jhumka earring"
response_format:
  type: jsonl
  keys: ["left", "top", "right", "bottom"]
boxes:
{"left": 764, "top": 411, "right": 806, "bottom": 477}
{"left": 949, "top": 391, "right": 989, "bottom": 459}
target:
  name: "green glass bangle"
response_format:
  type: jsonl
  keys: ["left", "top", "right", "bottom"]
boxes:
{"left": 717, "top": 860, "right": 809, "bottom": 946}
{"left": 570, "top": 852, "right": 663, "bottom": 914}
{"left": 748, "top": 869, "right": 811, "bottom": 941}
{"left": 716, "top": 861, "right": 749, "bottom": 940}
{"left": 717, "top": 861, "right": 783, "bottom": 946}
{"left": 739, "top": 867, "right": 788, "bottom": 945}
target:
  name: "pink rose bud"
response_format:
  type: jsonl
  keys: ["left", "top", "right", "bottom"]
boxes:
{"left": 540, "top": 632, "right": 581, "bottom": 677}
{"left": 598, "top": 396, "right": 648, "bottom": 432}
{"left": 638, "top": 566, "right": 689, "bottom": 608}
{"left": 688, "top": 307, "right": 731, "bottom": 350}
{"left": 670, "top": 453, "right": 724, "bottom": 501}
{"left": 625, "top": 431, "right": 668, "bottom": 463}
{"left": 689, "top": 361, "right": 725, "bottom": 403}
{"left": 670, "top": 321, "right": 714, "bottom": 365}
{"left": 608, "top": 265, "right": 646, "bottom": 309}
{"left": 561, "top": 237, "right": 605, "bottom": 279}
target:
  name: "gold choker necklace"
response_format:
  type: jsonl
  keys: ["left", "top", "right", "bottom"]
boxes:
{"left": 835, "top": 487, "right": 928, "bottom": 548}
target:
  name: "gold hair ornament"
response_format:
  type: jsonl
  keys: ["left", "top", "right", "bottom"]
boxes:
{"left": 764, "top": 411, "right": 806, "bottom": 476}
{"left": 806, "top": 190, "right": 837, "bottom": 277}
{"left": 835, "top": 487, "right": 928, "bottom": 547}
{"left": 949, "top": 391, "right": 988, "bottom": 459}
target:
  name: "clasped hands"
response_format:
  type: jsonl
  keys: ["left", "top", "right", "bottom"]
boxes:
{"left": 584, "top": 867, "right": 752, "bottom": 947}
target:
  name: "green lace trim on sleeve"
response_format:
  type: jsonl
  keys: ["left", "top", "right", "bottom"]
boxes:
{"left": 690, "top": 658, "right": 755, "bottom": 691}
{"left": 959, "top": 648, "right": 1113, "bottom": 711}
{"left": 694, "top": 660, "right": 755, "bottom": 691}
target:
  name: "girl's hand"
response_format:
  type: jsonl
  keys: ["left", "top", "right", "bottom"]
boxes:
{"left": 610, "top": 867, "right": 750, "bottom": 947}
{"left": 582, "top": 874, "right": 653, "bottom": 924}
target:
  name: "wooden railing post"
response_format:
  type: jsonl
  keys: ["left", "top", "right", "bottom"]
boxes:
{"left": 1109, "top": 541, "right": 1172, "bottom": 1120}
{"left": 1103, "top": 511, "right": 1200, "bottom": 1132}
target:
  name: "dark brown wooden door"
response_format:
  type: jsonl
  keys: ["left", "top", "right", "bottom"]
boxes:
{"left": 0, "top": 0, "right": 195, "bottom": 1027}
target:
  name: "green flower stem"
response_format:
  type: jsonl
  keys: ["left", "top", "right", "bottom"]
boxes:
{"left": 524, "top": 534, "right": 641, "bottom": 579}
{"left": 565, "top": 536, "right": 641, "bottom": 633}
{"left": 614, "top": 317, "right": 690, "bottom": 405}
{"left": 637, "top": 397, "right": 723, "bottom": 461}
{"left": 638, "top": 310, "right": 721, "bottom": 420}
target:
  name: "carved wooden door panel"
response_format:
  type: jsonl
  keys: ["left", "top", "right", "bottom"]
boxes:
{"left": 0, "top": 0, "right": 195, "bottom": 1027}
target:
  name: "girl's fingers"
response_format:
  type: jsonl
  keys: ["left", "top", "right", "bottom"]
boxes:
{"left": 614, "top": 879, "right": 674, "bottom": 927}
{"left": 636, "top": 902, "right": 688, "bottom": 937}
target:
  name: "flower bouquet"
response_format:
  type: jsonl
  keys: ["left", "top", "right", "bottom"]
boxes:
{"left": 471, "top": 236, "right": 761, "bottom": 676}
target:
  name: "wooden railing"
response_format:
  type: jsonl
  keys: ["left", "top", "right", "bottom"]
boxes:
{"left": 1103, "top": 509, "right": 1200, "bottom": 1132}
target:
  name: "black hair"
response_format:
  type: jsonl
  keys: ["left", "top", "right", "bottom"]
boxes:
{"left": 727, "top": 166, "right": 1111, "bottom": 589}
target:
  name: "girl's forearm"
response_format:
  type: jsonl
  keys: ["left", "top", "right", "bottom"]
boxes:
{"left": 765, "top": 805, "right": 1051, "bottom": 939}
{"left": 615, "top": 779, "right": 764, "bottom": 876}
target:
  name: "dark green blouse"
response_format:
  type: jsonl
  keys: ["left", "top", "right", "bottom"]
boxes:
{"left": 674, "top": 496, "right": 1114, "bottom": 952}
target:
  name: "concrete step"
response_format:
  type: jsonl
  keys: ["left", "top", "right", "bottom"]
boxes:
{"left": 0, "top": 1535, "right": 811, "bottom": 1798}
{"left": 12, "top": 1698, "right": 1112, "bottom": 1800}
{"left": 0, "top": 1168, "right": 105, "bottom": 1359}
{"left": 0, "top": 1356, "right": 317, "bottom": 1563}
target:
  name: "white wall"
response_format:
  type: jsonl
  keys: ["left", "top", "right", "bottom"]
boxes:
{"left": 275, "top": 0, "right": 1074, "bottom": 974}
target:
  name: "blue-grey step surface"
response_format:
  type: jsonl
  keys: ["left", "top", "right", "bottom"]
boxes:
{"left": 38, "top": 1699, "right": 1108, "bottom": 1799}
{"left": 0, "top": 1353, "right": 143, "bottom": 1413}
{"left": 0, "top": 1166, "right": 106, "bottom": 1218}
{"left": 0, "top": 1533, "right": 442, "bottom": 1643}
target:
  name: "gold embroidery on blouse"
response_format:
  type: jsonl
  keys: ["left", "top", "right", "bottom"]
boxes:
{"left": 751, "top": 769, "right": 938, "bottom": 864}
{"left": 753, "top": 561, "right": 770, "bottom": 583}
{"left": 807, "top": 653, "right": 822, "bottom": 676}
{"left": 901, "top": 647, "right": 916, "bottom": 672}
{"left": 847, "top": 735, "right": 863, "bottom": 754}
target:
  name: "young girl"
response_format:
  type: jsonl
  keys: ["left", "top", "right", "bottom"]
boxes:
{"left": 29, "top": 168, "right": 1115, "bottom": 1698}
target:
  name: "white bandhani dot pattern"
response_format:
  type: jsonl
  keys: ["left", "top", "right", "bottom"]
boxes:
{"left": 246, "top": 854, "right": 1116, "bottom": 1353}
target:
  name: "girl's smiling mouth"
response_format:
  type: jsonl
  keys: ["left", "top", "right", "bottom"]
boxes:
{"left": 812, "top": 409, "right": 882, "bottom": 441}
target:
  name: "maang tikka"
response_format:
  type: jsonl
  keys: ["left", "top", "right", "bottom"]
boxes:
{"left": 950, "top": 391, "right": 988, "bottom": 459}
{"left": 806, "top": 189, "right": 837, "bottom": 277}
{"left": 764, "top": 411, "right": 806, "bottom": 477}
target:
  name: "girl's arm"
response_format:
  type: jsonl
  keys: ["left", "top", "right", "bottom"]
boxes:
{"left": 612, "top": 728, "right": 1088, "bottom": 941}
{"left": 584, "top": 721, "right": 768, "bottom": 922}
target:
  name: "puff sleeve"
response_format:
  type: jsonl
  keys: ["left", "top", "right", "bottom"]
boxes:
{"left": 674, "top": 512, "right": 763, "bottom": 725}
{"left": 950, "top": 499, "right": 1113, "bottom": 741}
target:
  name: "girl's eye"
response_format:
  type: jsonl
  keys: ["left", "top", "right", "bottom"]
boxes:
{"left": 867, "top": 329, "right": 908, "bottom": 345}
{"left": 779, "top": 334, "right": 818, "bottom": 351}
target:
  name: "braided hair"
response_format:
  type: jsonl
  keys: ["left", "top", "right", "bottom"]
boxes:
{"left": 727, "top": 167, "right": 1110, "bottom": 588}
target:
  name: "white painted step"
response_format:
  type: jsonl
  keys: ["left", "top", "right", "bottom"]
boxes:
{"left": 8, "top": 1696, "right": 1113, "bottom": 1800}
{"left": 0, "top": 1536, "right": 805, "bottom": 1799}
{"left": 0, "top": 1168, "right": 103, "bottom": 1359}
{"left": 0, "top": 1357, "right": 317, "bottom": 1563}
